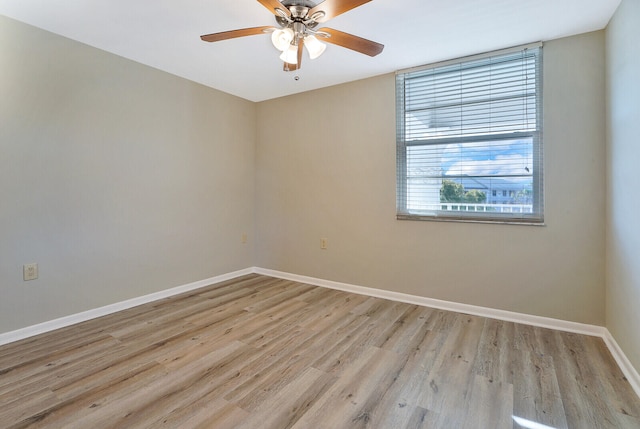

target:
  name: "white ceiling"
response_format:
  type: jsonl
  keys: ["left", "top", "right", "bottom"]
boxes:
{"left": 0, "top": 0, "right": 621, "bottom": 102}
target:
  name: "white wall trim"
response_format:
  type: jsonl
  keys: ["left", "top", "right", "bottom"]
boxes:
{"left": 0, "top": 268, "right": 253, "bottom": 347}
{"left": 253, "top": 267, "right": 604, "bottom": 336}
{"left": 602, "top": 329, "right": 640, "bottom": 398}
{"left": 254, "top": 267, "right": 640, "bottom": 398}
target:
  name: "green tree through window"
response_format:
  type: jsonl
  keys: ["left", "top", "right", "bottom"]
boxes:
{"left": 440, "top": 180, "right": 487, "bottom": 203}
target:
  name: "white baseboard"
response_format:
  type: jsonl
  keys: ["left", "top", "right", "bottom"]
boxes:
{"left": 0, "top": 268, "right": 253, "bottom": 347}
{"left": 602, "top": 330, "right": 640, "bottom": 398}
{"left": 253, "top": 267, "right": 640, "bottom": 398}
{"left": 253, "top": 267, "right": 605, "bottom": 336}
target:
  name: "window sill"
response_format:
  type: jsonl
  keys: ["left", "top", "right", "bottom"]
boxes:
{"left": 396, "top": 214, "right": 545, "bottom": 226}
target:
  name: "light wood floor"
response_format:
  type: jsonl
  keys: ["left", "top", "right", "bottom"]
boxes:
{"left": 1, "top": 274, "right": 639, "bottom": 428}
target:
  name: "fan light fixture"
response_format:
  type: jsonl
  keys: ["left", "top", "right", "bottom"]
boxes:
{"left": 271, "top": 29, "right": 326, "bottom": 62}
{"left": 304, "top": 35, "right": 326, "bottom": 60}
{"left": 271, "top": 28, "right": 294, "bottom": 51}
{"left": 279, "top": 43, "right": 299, "bottom": 64}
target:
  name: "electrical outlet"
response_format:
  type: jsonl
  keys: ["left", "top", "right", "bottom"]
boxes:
{"left": 23, "top": 263, "right": 38, "bottom": 281}
{"left": 242, "top": 233, "right": 247, "bottom": 244}
{"left": 320, "top": 238, "right": 328, "bottom": 250}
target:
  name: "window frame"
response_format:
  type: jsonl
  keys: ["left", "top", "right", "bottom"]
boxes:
{"left": 396, "top": 43, "right": 544, "bottom": 225}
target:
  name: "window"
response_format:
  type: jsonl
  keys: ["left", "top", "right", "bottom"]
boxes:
{"left": 396, "top": 44, "right": 544, "bottom": 224}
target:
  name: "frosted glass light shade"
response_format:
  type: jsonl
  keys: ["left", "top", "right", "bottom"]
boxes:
{"left": 271, "top": 28, "right": 294, "bottom": 51}
{"left": 279, "top": 44, "right": 298, "bottom": 64}
{"left": 304, "top": 35, "right": 326, "bottom": 60}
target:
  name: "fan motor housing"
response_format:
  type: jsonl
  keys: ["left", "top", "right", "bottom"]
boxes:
{"left": 281, "top": 0, "right": 319, "bottom": 7}
{"left": 275, "top": 0, "right": 321, "bottom": 28}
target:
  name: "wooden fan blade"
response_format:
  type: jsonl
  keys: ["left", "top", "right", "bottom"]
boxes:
{"left": 257, "top": 0, "right": 291, "bottom": 17}
{"left": 318, "top": 27, "right": 384, "bottom": 56}
{"left": 297, "top": 39, "right": 304, "bottom": 69}
{"left": 309, "top": 0, "right": 372, "bottom": 23}
{"left": 284, "top": 62, "right": 299, "bottom": 71}
{"left": 200, "top": 26, "right": 273, "bottom": 42}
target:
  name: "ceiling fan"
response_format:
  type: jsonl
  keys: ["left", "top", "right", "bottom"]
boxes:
{"left": 200, "top": 0, "right": 384, "bottom": 72}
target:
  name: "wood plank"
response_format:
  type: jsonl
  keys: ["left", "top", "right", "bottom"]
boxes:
{"left": 549, "top": 330, "right": 639, "bottom": 428}
{"left": 72, "top": 341, "right": 247, "bottom": 428}
{"left": 290, "top": 346, "right": 401, "bottom": 428}
{"left": 144, "top": 395, "right": 248, "bottom": 429}
{"left": 369, "top": 326, "right": 448, "bottom": 428}
{"left": 461, "top": 375, "right": 513, "bottom": 429}
{"left": 418, "top": 313, "right": 485, "bottom": 414}
{"left": 234, "top": 367, "right": 335, "bottom": 429}
{"left": 8, "top": 362, "right": 167, "bottom": 429}
{"left": 512, "top": 348, "right": 568, "bottom": 428}
{"left": 473, "top": 318, "right": 514, "bottom": 384}
{"left": 406, "top": 406, "right": 441, "bottom": 428}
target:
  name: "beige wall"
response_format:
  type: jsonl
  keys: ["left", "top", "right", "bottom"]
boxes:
{"left": 606, "top": 0, "right": 640, "bottom": 371}
{"left": 0, "top": 16, "right": 256, "bottom": 332}
{"left": 256, "top": 31, "right": 607, "bottom": 325}
{"left": 1, "top": 14, "right": 616, "bottom": 336}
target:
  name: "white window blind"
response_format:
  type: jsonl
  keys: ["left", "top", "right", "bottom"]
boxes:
{"left": 396, "top": 44, "right": 544, "bottom": 224}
